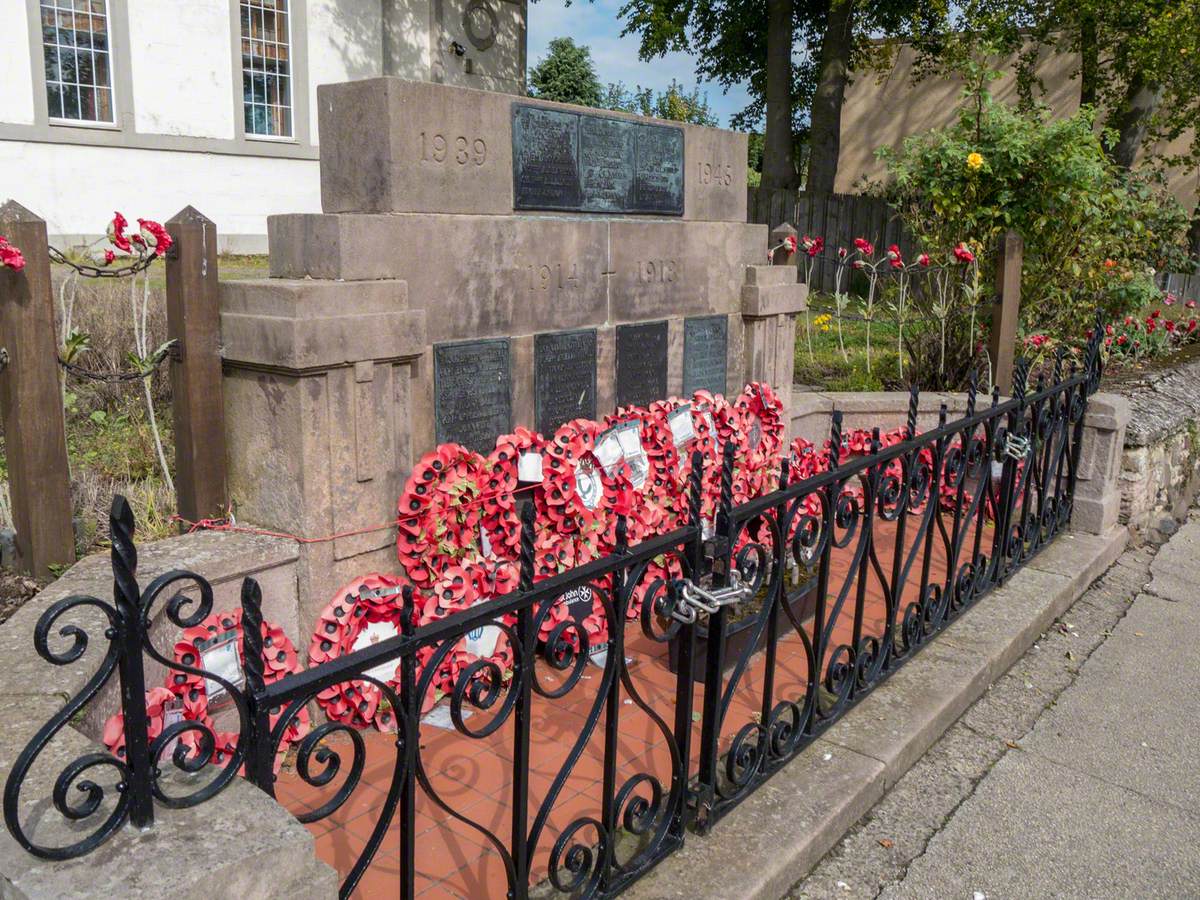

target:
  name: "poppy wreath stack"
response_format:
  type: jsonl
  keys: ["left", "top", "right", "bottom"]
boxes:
{"left": 415, "top": 560, "right": 519, "bottom": 712}
{"left": 168, "top": 607, "right": 309, "bottom": 770}
{"left": 307, "top": 573, "right": 411, "bottom": 730}
{"left": 480, "top": 427, "right": 547, "bottom": 562}
{"left": 647, "top": 397, "right": 700, "bottom": 527}
{"left": 735, "top": 382, "right": 787, "bottom": 497}
{"left": 690, "top": 388, "right": 752, "bottom": 510}
{"left": 396, "top": 444, "right": 489, "bottom": 589}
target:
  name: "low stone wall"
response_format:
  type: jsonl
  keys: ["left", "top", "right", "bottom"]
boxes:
{"left": 0, "top": 529, "right": 337, "bottom": 898}
{"left": 1111, "top": 352, "right": 1200, "bottom": 541}
{"left": 789, "top": 386, "right": 1129, "bottom": 538}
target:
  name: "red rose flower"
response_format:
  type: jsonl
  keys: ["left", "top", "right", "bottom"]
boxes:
{"left": 917, "top": 252, "right": 931, "bottom": 267}
{"left": 107, "top": 211, "right": 132, "bottom": 253}
{"left": 952, "top": 242, "right": 976, "bottom": 264}
{"left": 1105, "top": 324, "right": 1114, "bottom": 336}
{"left": 137, "top": 218, "right": 174, "bottom": 257}
{"left": 1117, "top": 335, "right": 1128, "bottom": 345}
{"left": 783, "top": 234, "right": 797, "bottom": 254}
{"left": 0, "top": 236, "right": 26, "bottom": 273}
{"left": 1187, "top": 300, "right": 1197, "bottom": 310}
{"left": 853, "top": 237, "right": 874, "bottom": 256}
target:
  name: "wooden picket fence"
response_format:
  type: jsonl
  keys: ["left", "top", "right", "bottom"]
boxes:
{"left": 0, "top": 201, "right": 227, "bottom": 578}
{"left": 748, "top": 187, "right": 918, "bottom": 292}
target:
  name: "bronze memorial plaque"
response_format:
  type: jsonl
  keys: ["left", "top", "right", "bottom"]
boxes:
{"left": 682, "top": 315, "right": 728, "bottom": 395}
{"left": 615, "top": 321, "right": 669, "bottom": 408}
{"left": 513, "top": 104, "right": 684, "bottom": 215}
{"left": 535, "top": 329, "right": 598, "bottom": 435}
{"left": 434, "top": 338, "right": 513, "bottom": 452}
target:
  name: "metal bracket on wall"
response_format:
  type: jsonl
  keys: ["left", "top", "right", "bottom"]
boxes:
{"left": 0, "top": 347, "right": 8, "bottom": 372}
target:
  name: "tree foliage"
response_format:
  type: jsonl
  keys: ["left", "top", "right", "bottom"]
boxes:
{"left": 602, "top": 79, "right": 719, "bottom": 125}
{"left": 528, "top": 36, "right": 604, "bottom": 107}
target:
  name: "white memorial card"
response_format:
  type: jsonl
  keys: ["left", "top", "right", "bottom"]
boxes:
{"left": 518, "top": 451, "right": 544, "bottom": 482}
{"left": 594, "top": 430, "right": 623, "bottom": 474}
{"left": 668, "top": 404, "right": 696, "bottom": 446}
{"left": 199, "top": 632, "right": 244, "bottom": 706}
{"left": 350, "top": 621, "right": 402, "bottom": 683}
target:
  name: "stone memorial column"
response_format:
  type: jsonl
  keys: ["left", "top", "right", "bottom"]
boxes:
{"left": 741, "top": 264, "right": 807, "bottom": 426}
{"left": 219, "top": 278, "right": 426, "bottom": 628}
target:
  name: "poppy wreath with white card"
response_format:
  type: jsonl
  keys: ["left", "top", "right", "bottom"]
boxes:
{"left": 541, "top": 418, "right": 639, "bottom": 558}
{"left": 103, "top": 686, "right": 213, "bottom": 766}
{"left": 646, "top": 398, "right": 693, "bottom": 528}
{"left": 396, "top": 443, "right": 489, "bottom": 589}
{"left": 481, "top": 426, "right": 547, "bottom": 562}
{"left": 168, "top": 607, "right": 310, "bottom": 766}
{"left": 307, "top": 573, "right": 412, "bottom": 730}
{"left": 414, "top": 560, "right": 518, "bottom": 712}
{"left": 602, "top": 405, "right": 684, "bottom": 535}
{"left": 690, "top": 388, "right": 752, "bottom": 510}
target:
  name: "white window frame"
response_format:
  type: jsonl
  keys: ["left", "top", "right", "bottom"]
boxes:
{"left": 239, "top": 0, "right": 295, "bottom": 141}
{"left": 40, "top": 0, "right": 119, "bottom": 129}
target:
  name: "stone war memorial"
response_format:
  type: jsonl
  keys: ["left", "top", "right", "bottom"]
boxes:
{"left": 0, "top": 71, "right": 1133, "bottom": 900}
{"left": 220, "top": 76, "right": 807, "bottom": 623}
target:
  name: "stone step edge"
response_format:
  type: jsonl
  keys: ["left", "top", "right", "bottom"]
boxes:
{"left": 624, "top": 526, "right": 1128, "bottom": 900}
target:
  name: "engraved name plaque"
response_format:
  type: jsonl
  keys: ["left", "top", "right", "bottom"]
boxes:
{"left": 434, "top": 339, "right": 513, "bottom": 452}
{"left": 615, "top": 321, "right": 669, "bottom": 409}
{"left": 682, "top": 315, "right": 729, "bottom": 395}
{"left": 535, "top": 329, "right": 597, "bottom": 435}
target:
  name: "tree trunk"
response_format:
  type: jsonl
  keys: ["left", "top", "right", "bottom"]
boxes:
{"left": 1188, "top": 201, "right": 1200, "bottom": 268}
{"left": 806, "top": 0, "right": 855, "bottom": 193}
{"left": 1079, "top": 14, "right": 1098, "bottom": 107}
{"left": 761, "top": 0, "right": 799, "bottom": 189}
{"left": 1107, "top": 72, "right": 1164, "bottom": 170}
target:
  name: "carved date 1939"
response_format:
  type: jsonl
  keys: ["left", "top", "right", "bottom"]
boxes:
{"left": 420, "top": 132, "right": 488, "bottom": 166}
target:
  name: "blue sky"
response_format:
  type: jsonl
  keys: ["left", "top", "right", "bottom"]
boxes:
{"left": 527, "top": 0, "right": 753, "bottom": 129}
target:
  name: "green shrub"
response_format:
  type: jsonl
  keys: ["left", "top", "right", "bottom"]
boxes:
{"left": 876, "top": 82, "right": 1189, "bottom": 340}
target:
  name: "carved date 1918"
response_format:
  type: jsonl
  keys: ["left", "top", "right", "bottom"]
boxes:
{"left": 420, "top": 132, "right": 488, "bottom": 166}
{"left": 638, "top": 259, "right": 678, "bottom": 283}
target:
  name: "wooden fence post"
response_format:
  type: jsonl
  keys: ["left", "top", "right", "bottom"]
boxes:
{"left": 988, "top": 229, "right": 1023, "bottom": 394}
{"left": 165, "top": 206, "right": 227, "bottom": 525}
{"left": 770, "top": 222, "right": 798, "bottom": 266}
{"left": 0, "top": 201, "right": 76, "bottom": 577}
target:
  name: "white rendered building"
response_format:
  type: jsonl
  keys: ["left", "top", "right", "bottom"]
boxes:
{"left": 0, "top": 0, "right": 527, "bottom": 250}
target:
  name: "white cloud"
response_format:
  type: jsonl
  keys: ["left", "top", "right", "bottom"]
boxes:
{"left": 527, "top": 0, "right": 753, "bottom": 128}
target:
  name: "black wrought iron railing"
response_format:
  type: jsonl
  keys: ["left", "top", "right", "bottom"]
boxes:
{"left": 2, "top": 333, "right": 1102, "bottom": 899}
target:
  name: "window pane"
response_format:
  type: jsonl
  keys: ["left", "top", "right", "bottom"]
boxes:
{"left": 42, "top": 0, "right": 114, "bottom": 122}
{"left": 62, "top": 84, "right": 80, "bottom": 119}
{"left": 47, "top": 83, "right": 63, "bottom": 119}
{"left": 240, "top": 0, "right": 292, "bottom": 136}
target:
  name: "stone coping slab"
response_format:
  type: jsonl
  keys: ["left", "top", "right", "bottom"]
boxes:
{"left": 0, "top": 531, "right": 334, "bottom": 897}
{"left": 623, "top": 526, "right": 1127, "bottom": 900}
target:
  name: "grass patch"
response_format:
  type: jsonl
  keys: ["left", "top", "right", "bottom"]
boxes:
{"left": 795, "top": 300, "right": 905, "bottom": 391}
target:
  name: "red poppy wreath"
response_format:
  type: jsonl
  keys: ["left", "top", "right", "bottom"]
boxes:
{"left": 396, "top": 443, "right": 489, "bottom": 588}
{"left": 415, "top": 559, "right": 519, "bottom": 713}
{"left": 307, "top": 573, "right": 413, "bottom": 730}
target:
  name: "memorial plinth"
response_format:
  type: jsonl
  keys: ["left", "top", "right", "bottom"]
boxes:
{"left": 222, "top": 77, "right": 805, "bottom": 626}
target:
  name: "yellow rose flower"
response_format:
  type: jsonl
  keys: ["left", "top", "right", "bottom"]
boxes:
{"left": 966, "top": 152, "right": 984, "bottom": 171}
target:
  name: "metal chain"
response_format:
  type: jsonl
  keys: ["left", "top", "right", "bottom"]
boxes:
{"left": 48, "top": 245, "right": 156, "bottom": 279}
{"left": 58, "top": 340, "right": 176, "bottom": 383}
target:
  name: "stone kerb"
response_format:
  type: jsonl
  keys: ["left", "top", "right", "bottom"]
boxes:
{"left": 316, "top": 77, "right": 748, "bottom": 222}
{"left": 0, "top": 531, "right": 336, "bottom": 898}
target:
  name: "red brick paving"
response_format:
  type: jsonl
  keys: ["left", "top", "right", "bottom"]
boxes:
{"left": 276, "top": 516, "right": 989, "bottom": 897}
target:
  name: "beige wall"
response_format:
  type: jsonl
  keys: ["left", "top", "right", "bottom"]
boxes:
{"left": 837, "top": 43, "right": 1197, "bottom": 210}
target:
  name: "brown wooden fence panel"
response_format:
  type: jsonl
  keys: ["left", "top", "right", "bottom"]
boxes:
{"left": 747, "top": 187, "right": 916, "bottom": 293}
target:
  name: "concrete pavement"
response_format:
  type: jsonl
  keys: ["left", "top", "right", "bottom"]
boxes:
{"left": 791, "top": 517, "right": 1200, "bottom": 899}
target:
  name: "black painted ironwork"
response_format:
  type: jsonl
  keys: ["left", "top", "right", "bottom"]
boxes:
{"left": 3, "top": 320, "right": 1103, "bottom": 898}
